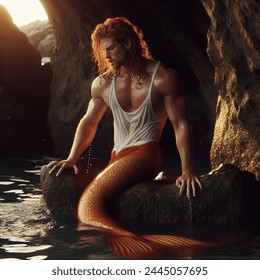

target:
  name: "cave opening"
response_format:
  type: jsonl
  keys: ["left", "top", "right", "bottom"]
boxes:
{"left": 0, "top": 0, "right": 48, "bottom": 27}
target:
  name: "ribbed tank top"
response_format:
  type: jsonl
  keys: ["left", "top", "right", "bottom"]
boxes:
{"left": 109, "top": 61, "right": 167, "bottom": 153}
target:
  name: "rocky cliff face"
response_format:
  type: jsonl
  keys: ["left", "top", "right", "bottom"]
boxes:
{"left": 0, "top": 5, "right": 52, "bottom": 156}
{"left": 19, "top": 20, "right": 55, "bottom": 57}
{"left": 201, "top": 0, "right": 260, "bottom": 178}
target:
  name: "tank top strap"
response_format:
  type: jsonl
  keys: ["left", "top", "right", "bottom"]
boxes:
{"left": 109, "top": 76, "right": 116, "bottom": 105}
{"left": 147, "top": 61, "right": 160, "bottom": 98}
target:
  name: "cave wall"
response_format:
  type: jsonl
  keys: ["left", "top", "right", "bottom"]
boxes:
{"left": 0, "top": 5, "right": 52, "bottom": 156}
{"left": 201, "top": 0, "right": 260, "bottom": 178}
{"left": 40, "top": 0, "right": 259, "bottom": 178}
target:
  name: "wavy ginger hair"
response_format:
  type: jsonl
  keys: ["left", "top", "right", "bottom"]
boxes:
{"left": 91, "top": 17, "right": 153, "bottom": 79}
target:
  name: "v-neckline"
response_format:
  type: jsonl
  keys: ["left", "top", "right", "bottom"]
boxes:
{"left": 113, "top": 79, "right": 150, "bottom": 114}
{"left": 112, "top": 61, "right": 160, "bottom": 114}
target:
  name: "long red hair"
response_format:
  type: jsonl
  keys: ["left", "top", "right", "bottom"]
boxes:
{"left": 91, "top": 17, "right": 153, "bottom": 79}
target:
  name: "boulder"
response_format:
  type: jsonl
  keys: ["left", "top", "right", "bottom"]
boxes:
{"left": 40, "top": 158, "right": 107, "bottom": 220}
{"left": 0, "top": 6, "right": 52, "bottom": 156}
{"left": 40, "top": 158, "right": 260, "bottom": 225}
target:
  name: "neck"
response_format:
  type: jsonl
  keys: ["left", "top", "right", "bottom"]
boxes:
{"left": 119, "top": 65, "right": 132, "bottom": 79}
{"left": 120, "top": 57, "right": 148, "bottom": 78}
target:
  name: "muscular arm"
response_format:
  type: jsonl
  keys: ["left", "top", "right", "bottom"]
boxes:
{"left": 67, "top": 97, "right": 108, "bottom": 164}
{"left": 48, "top": 77, "right": 108, "bottom": 176}
{"left": 163, "top": 74, "right": 193, "bottom": 174}
{"left": 158, "top": 67, "right": 202, "bottom": 198}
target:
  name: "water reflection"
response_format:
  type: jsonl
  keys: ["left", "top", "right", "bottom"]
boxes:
{"left": 2, "top": 244, "right": 52, "bottom": 254}
{"left": 0, "top": 158, "right": 259, "bottom": 260}
{"left": 0, "top": 158, "right": 117, "bottom": 260}
{"left": 0, "top": 181, "right": 14, "bottom": 186}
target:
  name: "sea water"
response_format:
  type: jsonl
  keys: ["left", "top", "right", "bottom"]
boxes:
{"left": 0, "top": 157, "right": 259, "bottom": 260}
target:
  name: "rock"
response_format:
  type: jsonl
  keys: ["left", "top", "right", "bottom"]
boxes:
{"left": 0, "top": 6, "right": 52, "bottom": 156}
{"left": 40, "top": 159, "right": 260, "bottom": 225}
{"left": 40, "top": 158, "right": 107, "bottom": 220}
{"left": 19, "top": 20, "right": 55, "bottom": 57}
{"left": 201, "top": 0, "right": 260, "bottom": 179}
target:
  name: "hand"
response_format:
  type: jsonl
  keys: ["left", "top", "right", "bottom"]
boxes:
{"left": 176, "top": 172, "right": 202, "bottom": 199}
{"left": 47, "top": 159, "right": 79, "bottom": 177}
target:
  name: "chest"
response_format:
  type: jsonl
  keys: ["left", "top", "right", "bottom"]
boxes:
{"left": 114, "top": 77, "right": 154, "bottom": 112}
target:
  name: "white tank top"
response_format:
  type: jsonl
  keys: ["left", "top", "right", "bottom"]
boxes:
{"left": 109, "top": 61, "right": 167, "bottom": 154}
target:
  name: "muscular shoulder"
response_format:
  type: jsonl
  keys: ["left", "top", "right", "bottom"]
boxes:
{"left": 155, "top": 63, "right": 184, "bottom": 97}
{"left": 91, "top": 74, "right": 112, "bottom": 100}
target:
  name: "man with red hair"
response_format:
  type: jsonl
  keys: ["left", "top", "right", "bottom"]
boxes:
{"left": 48, "top": 17, "right": 202, "bottom": 243}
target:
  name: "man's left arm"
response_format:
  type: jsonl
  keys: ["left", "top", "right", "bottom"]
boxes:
{"left": 160, "top": 69, "right": 202, "bottom": 199}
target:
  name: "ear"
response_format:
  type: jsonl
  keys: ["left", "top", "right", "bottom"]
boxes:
{"left": 124, "top": 38, "right": 131, "bottom": 50}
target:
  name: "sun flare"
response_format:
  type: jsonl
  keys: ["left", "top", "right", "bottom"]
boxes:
{"left": 0, "top": 0, "right": 48, "bottom": 27}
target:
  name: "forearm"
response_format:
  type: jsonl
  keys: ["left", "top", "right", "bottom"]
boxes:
{"left": 174, "top": 123, "right": 194, "bottom": 174}
{"left": 67, "top": 117, "right": 97, "bottom": 164}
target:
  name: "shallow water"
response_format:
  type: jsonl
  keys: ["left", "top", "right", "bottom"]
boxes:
{"left": 0, "top": 158, "right": 259, "bottom": 260}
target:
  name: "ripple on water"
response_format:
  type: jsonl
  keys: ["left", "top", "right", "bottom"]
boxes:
{"left": 27, "top": 255, "right": 48, "bottom": 260}
{"left": 0, "top": 181, "right": 15, "bottom": 186}
{"left": 2, "top": 244, "right": 52, "bottom": 254}
{"left": 24, "top": 169, "right": 41, "bottom": 176}
{"left": 4, "top": 189, "right": 24, "bottom": 194}
{"left": 10, "top": 178, "right": 30, "bottom": 183}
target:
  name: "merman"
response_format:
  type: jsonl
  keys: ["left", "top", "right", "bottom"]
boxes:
{"left": 48, "top": 17, "right": 228, "bottom": 259}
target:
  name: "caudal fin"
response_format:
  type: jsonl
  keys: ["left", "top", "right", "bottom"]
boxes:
{"left": 143, "top": 234, "right": 215, "bottom": 249}
{"left": 109, "top": 235, "right": 161, "bottom": 259}
{"left": 109, "top": 234, "right": 234, "bottom": 259}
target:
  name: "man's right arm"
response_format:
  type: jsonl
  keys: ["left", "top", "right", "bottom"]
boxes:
{"left": 48, "top": 78, "right": 108, "bottom": 176}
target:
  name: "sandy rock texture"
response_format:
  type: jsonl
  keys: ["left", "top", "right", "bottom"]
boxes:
{"left": 201, "top": 0, "right": 260, "bottom": 179}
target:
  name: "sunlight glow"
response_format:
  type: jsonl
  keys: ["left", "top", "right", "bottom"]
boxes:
{"left": 0, "top": 0, "right": 48, "bottom": 27}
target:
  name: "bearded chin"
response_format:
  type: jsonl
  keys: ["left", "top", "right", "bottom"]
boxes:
{"left": 111, "top": 63, "right": 122, "bottom": 73}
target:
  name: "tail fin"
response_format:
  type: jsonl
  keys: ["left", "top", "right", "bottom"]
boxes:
{"left": 109, "top": 234, "right": 234, "bottom": 259}
{"left": 109, "top": 235, "right": 161, "bottom": 259}
{"left": 143, "top": 234, "right": 216, "bottom": 250}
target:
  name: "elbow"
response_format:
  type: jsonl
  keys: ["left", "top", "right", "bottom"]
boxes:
{"left": 171, "top": 119, "right": 191, "bottom": 134}
{"left": 79, "top": 116, "right": 98, "bottom": 132}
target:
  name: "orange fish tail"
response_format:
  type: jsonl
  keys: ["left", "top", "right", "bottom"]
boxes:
{"left": 109, "top": 234, "right": 161, "bottom": 259}
{"left": 77, "top": 143, "right": 235, "bottom": 259}
{"left": 109, "top": 233, "right": 235, "bottom": 258}
{"left": 143, "top": 234, "right": 216, "bottom": 250}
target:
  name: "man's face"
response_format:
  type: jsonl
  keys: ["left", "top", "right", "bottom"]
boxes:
{"left": 100, "top": 37, "right": 129, "bottom": 70}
